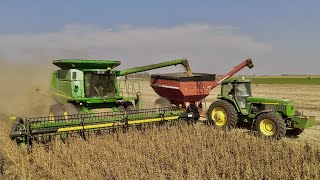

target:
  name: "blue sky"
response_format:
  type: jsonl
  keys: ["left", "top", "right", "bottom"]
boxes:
{"left": 1, "top": 0, "right": 320, "bottom": 75}
{"left": 2, "top": 1, "right": 319, "bottom": 35}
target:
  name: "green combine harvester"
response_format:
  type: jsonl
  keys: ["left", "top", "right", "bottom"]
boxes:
{"left": 9, "top": 58, "right": 195, "bottom": 145}
{"left": 207, "top": 79, "right": 316, "bottom": 139}
{"left": 49, "top": 58, "right": 192, "bottom": 115}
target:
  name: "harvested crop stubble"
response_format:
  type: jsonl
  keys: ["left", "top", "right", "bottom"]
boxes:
{"left": 1, "top": 118, "right": 320, "bottom": 180}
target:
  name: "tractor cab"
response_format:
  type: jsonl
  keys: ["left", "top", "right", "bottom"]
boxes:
{"left": 221, "top": 79, "right": 252, "bottom": 110}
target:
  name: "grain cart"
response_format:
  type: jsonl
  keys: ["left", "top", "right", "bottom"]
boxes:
{"left": 150, "top": 58, "right": 254, "bottom": 119}
{"left": 207, "top": 79, "right": 315, "bottom": 139}
{"left": 9, "top": 58, "right": 195, "bottom": 145}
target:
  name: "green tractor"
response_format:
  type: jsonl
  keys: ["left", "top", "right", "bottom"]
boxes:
{"left": 49, "top": 58, "right": 192, "bottom": 117}
{"left": 207, "top": 79, "right": 315, "bottom": 139}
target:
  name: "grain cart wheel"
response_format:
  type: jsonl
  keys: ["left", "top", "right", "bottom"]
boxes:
{"left": 187, "top": 103, "right": 200, "bottom": 121}
{"left": 62, "top": 103, "right": 79, "bottom": 120}
{"left": 254, "top": 112, "right": 286, "bottom": 140}
{"left": 207, "top": 100, "right": 238, "bottom": 129}
{"left": 49, "top": 104, "right": 64, "bottom": 120}
{"left": 286, "top": 128, "right": 304, "bottom": 137}
{"left": 154, "top": 97, "right": 172, "bottom": 108}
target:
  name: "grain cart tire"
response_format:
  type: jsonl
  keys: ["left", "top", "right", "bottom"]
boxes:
{"left": 286, "top": 128, "right": 304, "bottom": 136}
{"left": 254, "top": 112, "right": 286, "bottom": 140}
{"left": 49, "top": 104, "right": 64, "bottom": 120}
{"left": 187, "top": 103, "right": 200, "bottom": 121}
{"left": 154, "top": 97, "right": 173, "bottom": 108}
{"left": 63, "top": 103, "right": 79, "bottom": 120}
{"left": 207, "top": 100, "right": 238, "bottom": 129}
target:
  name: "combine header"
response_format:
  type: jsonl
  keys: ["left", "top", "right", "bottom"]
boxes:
{"left": 10, "top": 107, "right": 190, "bottom": 145}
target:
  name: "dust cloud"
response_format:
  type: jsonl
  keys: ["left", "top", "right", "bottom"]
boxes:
{"left": 0, "top": 60, "right": 56, "bottom": 117}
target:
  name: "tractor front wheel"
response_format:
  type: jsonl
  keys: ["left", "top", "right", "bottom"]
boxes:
{"left": 254, "top": 112, "right": 286, "bottom": 140}
{"left": 207, "top": 100, "right": 238, "bottom": 129}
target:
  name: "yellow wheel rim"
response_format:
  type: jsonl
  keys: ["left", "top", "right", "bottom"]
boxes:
{"left": 211, "top": 107, "right": 227, "bottom": 126}
{"left": 64, "top": 111, "right": 68, "bottom": 120}
{"left": 259, "top": 119, "right": 276, "bottom": 136}
{"left": 49, "top": 112, "right": 55, "bottom": 120}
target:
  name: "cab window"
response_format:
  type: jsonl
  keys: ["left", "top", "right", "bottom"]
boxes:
{"left": 221, "top": 83, "right": 233, "bottom": 96}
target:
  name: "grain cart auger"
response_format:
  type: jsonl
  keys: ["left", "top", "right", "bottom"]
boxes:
{"left": 207, "top": 79, "right": 316, "bottom": 140}
{"left": 9, "top": 58, "right": 195, "bottom": 145}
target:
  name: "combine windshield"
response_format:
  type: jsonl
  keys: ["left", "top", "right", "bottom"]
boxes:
{"left": 84, "top": 72, "right": 115, "bottom": 98}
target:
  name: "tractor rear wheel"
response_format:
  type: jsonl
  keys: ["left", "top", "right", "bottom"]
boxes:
{"left": 49, "top": 104, "right": 64, "bottom": 120}
{"left": 286, "top": 128, "right": 304, "bottom": 136}
{"left": 207, "top": 100, "right": 238, "bottom": 129}
{"left": 254, "top": 112, "right": 286, "bottom": 140}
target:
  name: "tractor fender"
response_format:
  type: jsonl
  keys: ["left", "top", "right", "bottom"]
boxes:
{"left": 251, "top": 110, "right": 273, "bottom": 126}
{"left": 255, "top": 110, "right": 273, "bottom": 117}
{"left": 218, "top": 98, "right": 241, "bottom": 112}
